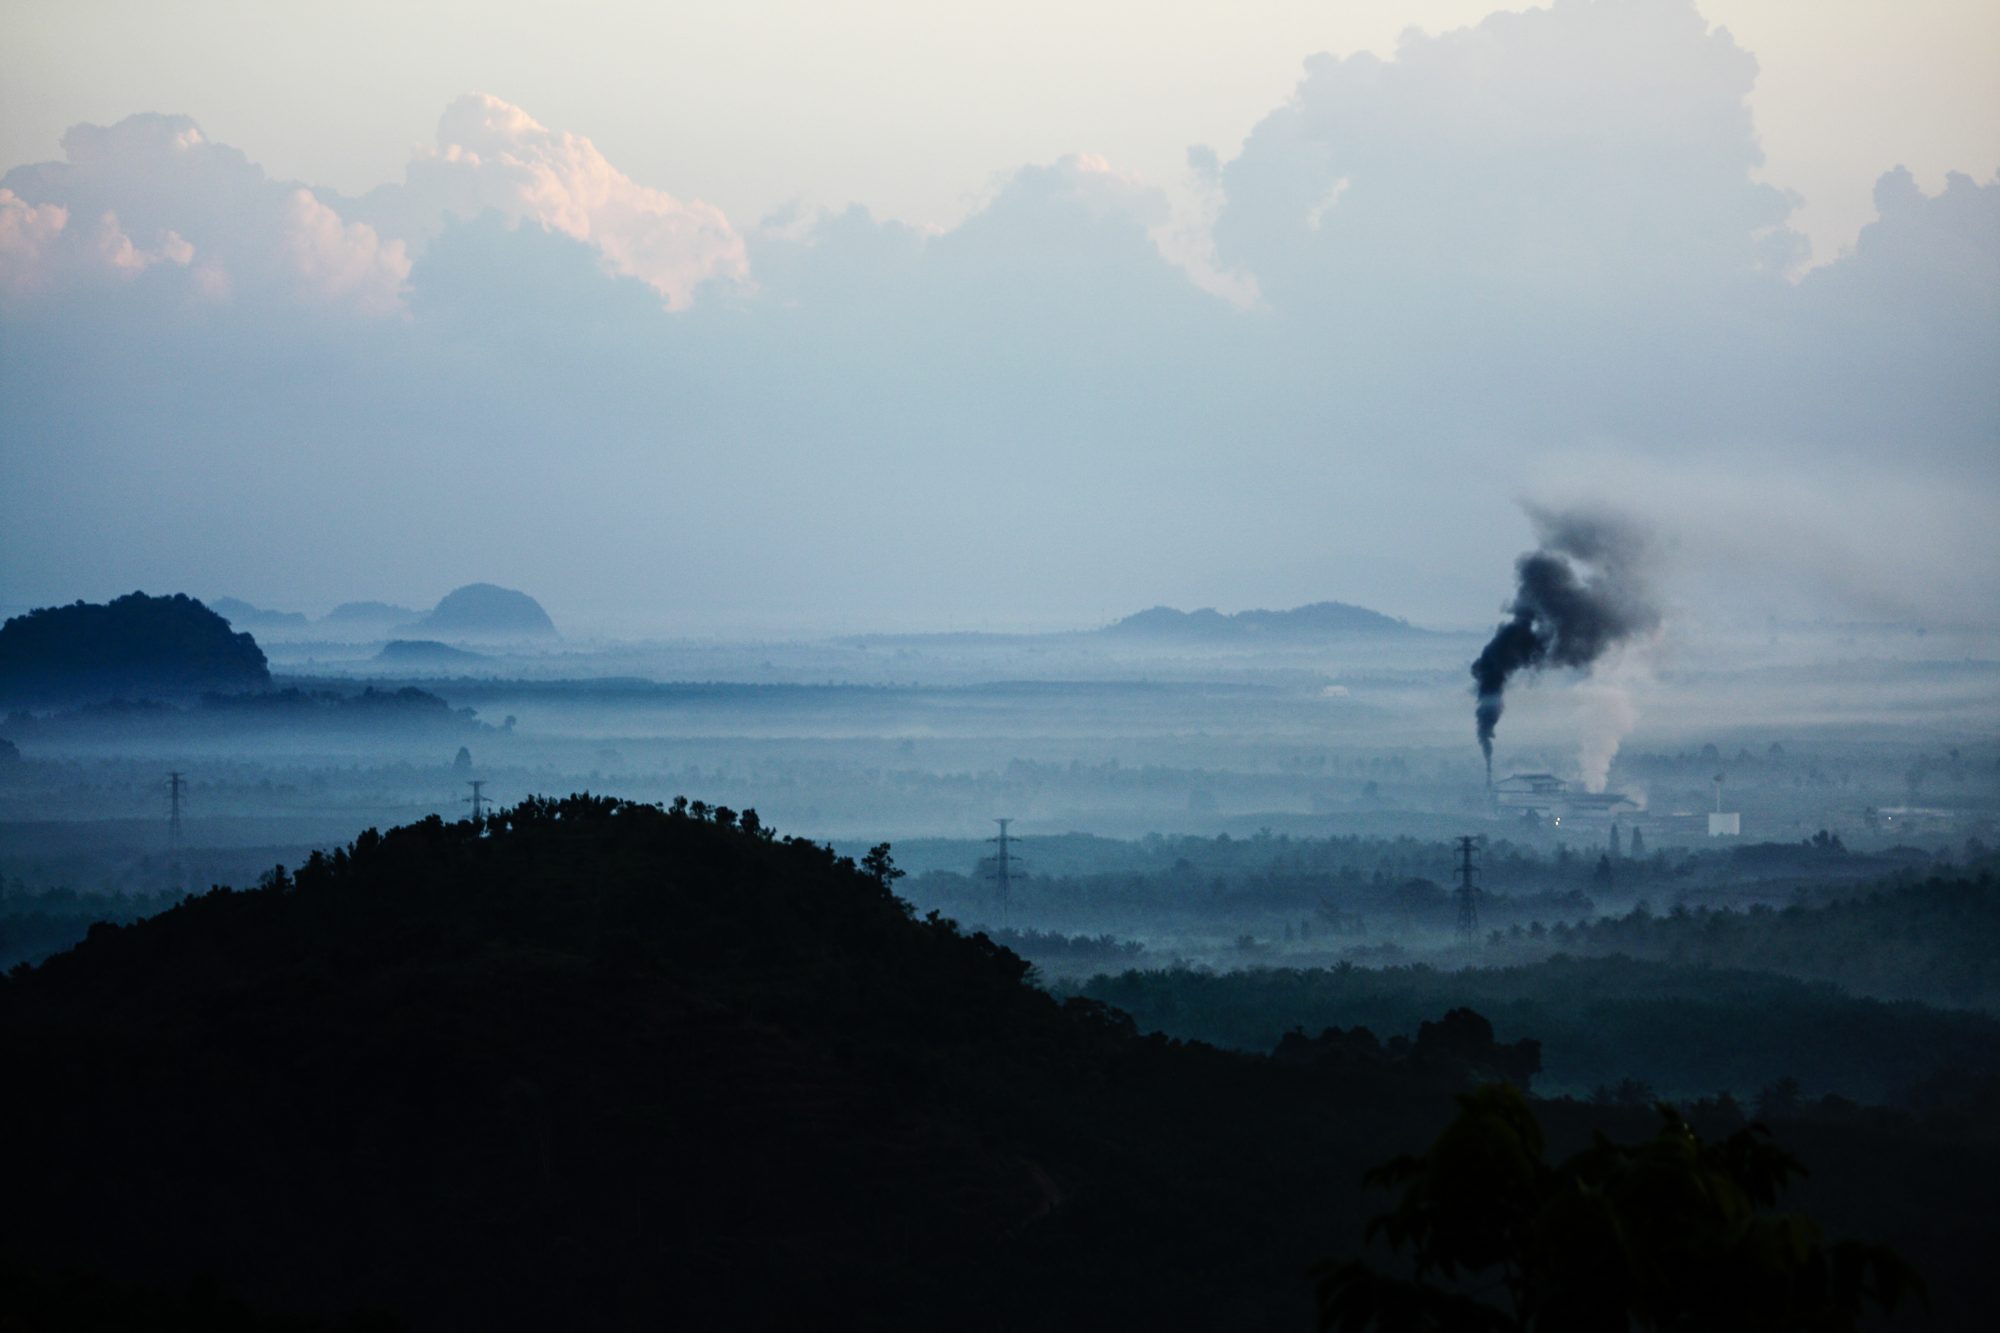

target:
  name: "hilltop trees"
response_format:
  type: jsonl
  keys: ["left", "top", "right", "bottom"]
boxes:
{"left": 0, "top": 592, "right": 269, "bottom": 704}
{"left": 1318, "top": 1084, "right": 1920, "bottom": 1332}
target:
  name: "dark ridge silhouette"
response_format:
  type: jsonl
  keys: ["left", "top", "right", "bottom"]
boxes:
{"left": 0, "top": 592, "right": 270, "bottom": 706}
{"left": 1105, "top": 601, "right": 1417, "bottom": 639}
{"left": 411, "top": 583, "right": 557, "bottom": 640}
{"left": 371, "top": 639, "right": 492, "bottom": 667}
{"left": 208, "top": 597, "right": 311, "bottom": 631}
{"left": 0, "top": 796, "right": 1511, "bottom": 1330}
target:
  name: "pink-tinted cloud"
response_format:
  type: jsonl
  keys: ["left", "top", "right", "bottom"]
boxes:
{"left": 0, "top": 188, "right": 68, "bottom": 296}
{"left": 0, "top": 186, "right": 202, "bottom": 300}
{"left": 281, "top": 188, "right": 408, "bottom": 316}
{"left": 367, "top": 93, "right": 746, "bottom": 309}
{"left": 0, "top": 114, "right": 405, "bottom": 314}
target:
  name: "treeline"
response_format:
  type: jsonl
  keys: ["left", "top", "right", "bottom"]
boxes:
{"left": 1076, "top": 954, "right": 2000, "bottom": 1107}
{"left": 1536, "top": 871, "right": 2000, "bottom": 1010}
{"left": 983, "top": 927, "right": 1145, "bottom": 971}
{"left": 902, "top": 829, "right": 1959, "bottom": 938}
{"left": 907, "top": 861, "right": 1594, "bottom": 937}
{"left": 1, "top": 685, "right": 481, "bottom": 738}
{"left": 1, "top": 882, "right": 187, "bottom": 971}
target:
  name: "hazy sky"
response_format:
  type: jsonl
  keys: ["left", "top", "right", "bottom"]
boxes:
{"left": 2, "top": 1, "right": 1995, "bottom": 635}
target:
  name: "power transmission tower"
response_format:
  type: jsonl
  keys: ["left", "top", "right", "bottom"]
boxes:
{"left": 982, "top": 818, "right": 1022, "bottom": 924}
{"left": 167, "top": 770, "right": 187, "bottom": 892}
{"left": 167, "top": 771, "right": 186, "bottom": 853}
{"left": 1454, "top": 834, "right": 1481, "bottom": 940}
{"left": 464, "top": 779, "right": 492, "bottom": 821}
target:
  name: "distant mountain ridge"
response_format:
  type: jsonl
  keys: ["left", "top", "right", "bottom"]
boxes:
{"left": 1104, "top": 601, "right": 1417, "bottom": 639}
{"left": 205, "top": 586, "right": 556, "bottom": 643}
{"left": 208, "top": 596, "right": 310, "bottom": 630}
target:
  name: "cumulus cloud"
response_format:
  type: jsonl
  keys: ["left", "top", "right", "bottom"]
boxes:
{"left": 0, "top": 190, "right": 200, "bottom": 299}
{"left": 280, "top": 188, "right": 407, "bottom": 316}
{"left": 0, "top": 189, "right": 69, "bottom": 296}
{"left": 753, "top": 149, "right": 1214, "bottom": 349}
{"left": 0, "top": 112, "right": 405, "bottom": 315}
{"left": 363, "top": 93, "right": 745, "bottom": 309}
{"left": 1214, "top": 0, "right": 1802, "bottom": 311}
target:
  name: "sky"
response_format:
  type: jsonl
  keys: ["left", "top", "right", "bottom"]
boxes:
{"left": 2, "top": 0, "right": 1995, "bottom": 635}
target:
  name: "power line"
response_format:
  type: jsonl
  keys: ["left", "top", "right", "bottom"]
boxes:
{"left": 464, "top": 779, "right": 492, "bottom": 821}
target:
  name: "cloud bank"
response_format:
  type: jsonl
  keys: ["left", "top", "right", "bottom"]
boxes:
{"left": 362, "top": 93, "right": 746, "bottom": 308}
{"left": 1, "top": 0, "right": 1993, "bottom": 635}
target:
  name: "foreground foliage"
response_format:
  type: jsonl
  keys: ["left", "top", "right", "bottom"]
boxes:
{"left": 1320, "top": 1085, "right": 1921, "bottom": 1332}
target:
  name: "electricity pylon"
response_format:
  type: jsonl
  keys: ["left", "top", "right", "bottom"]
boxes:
{"left": 1454, "top": 834, "right": 1481, "bottom": 940}
{"left": 982, "top": 818, "right": 1022, "bottom": 924}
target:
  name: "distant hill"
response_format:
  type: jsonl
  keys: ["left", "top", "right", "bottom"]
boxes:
{"left": 1103, "top": 601, "right": 1416, "bottom": 639}
{"left": 208, "top": 596, "right": 311, "bottom": 631}
{"left": 0, "top": 593, "right": 270, "bottom": 705}
{"left": 320, "top": 600, "right": 418, "bottom": 624}
{"left": 373, "top": 638, "right": 492, "bottom": 667}
{"left": 411, "top": 583, "right": 558, "bottom": 640}
{"left": 321, "top": 600, "right": 420, "bottom": 627}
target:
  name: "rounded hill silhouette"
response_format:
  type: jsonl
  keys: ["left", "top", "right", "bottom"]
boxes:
{"left": 412, "top": 583, "right": 557, "bottom": 640}
{"left": 0, "top": 796, "right": 1478, "bottom": 1330}
{"left": 372, "top": 638, "right": 491, "bottom": 668}
{"left": 0, "top": 592, "right": 269, "bottom": 705}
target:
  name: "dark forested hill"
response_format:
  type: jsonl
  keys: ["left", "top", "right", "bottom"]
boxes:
{"left": 4, "top": 799, "right": 1992, "bottom": 1330}
{"left": 0, "top": 797, "right": 1459, "bottom": 1330}
{"left": 0, "top": 592, "right": 270, "bottom": 705}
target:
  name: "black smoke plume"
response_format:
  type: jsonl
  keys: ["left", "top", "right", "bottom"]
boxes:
{"left": 1471, "top": 508, "right": 1659, "bottom": 776}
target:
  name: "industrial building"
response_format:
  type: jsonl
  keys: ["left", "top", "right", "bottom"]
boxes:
{"left": 1492, "top": 772, "right": 1638, "bottom": 826}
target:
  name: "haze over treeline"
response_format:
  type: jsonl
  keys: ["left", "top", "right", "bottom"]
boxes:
{"left": 3, "top": 0, "right": 1995, "bottom": 636}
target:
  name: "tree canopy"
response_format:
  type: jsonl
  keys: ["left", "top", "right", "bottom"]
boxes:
{"left": 1317, "top": 1084, "right": 1921, "bottom": 1332}
{"left": 0, "top": 592, "right": 269, "bottom": 704}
